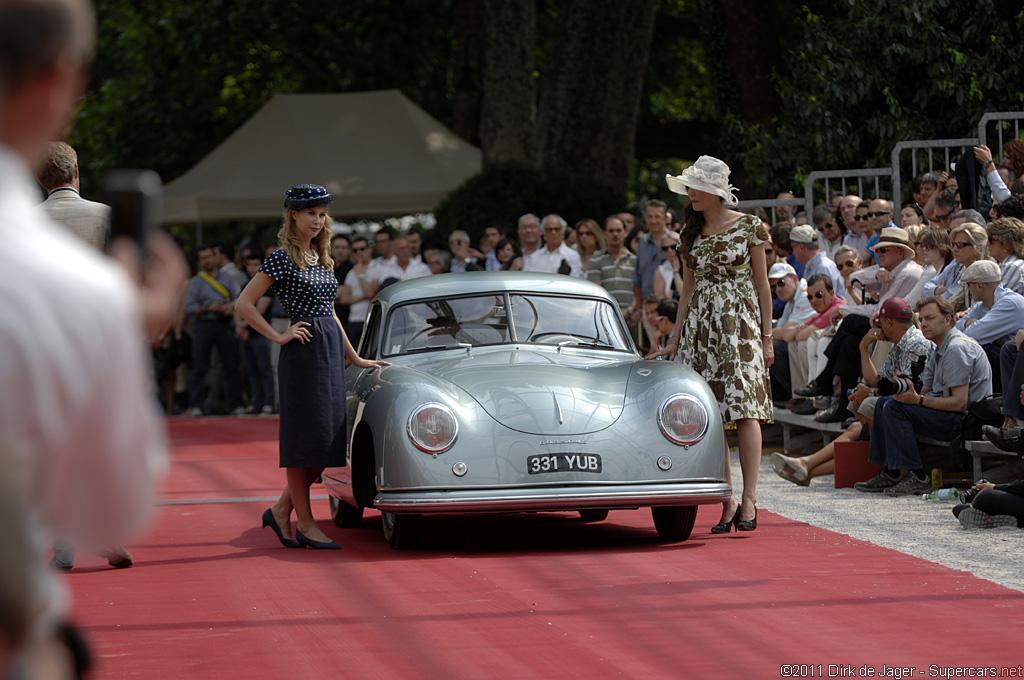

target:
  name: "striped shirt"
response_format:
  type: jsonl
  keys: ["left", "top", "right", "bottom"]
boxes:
{"left": 587, "top": 248, "right": 637, "bottom": 308}
{"left": 999, "top": 254, "right": 1024, "bottom": 297}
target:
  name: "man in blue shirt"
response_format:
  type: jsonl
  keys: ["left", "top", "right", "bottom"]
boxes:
{"left": 956, "top": 260, "right": 1024, "bottom": 392}
{"left": 789, "top": 224, "right": 846, "bottom": 300}
{"left": 184, "top": 244, "right": 244, "bottom": 416}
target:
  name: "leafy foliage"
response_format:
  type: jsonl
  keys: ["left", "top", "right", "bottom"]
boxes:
{"left": 72, "top": 0, "right": 460, "bottom": 194}
{"left": 719, "top": 0, "right": 1024, "bottom": 196}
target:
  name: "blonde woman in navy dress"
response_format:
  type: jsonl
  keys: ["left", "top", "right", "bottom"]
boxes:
{"left": 237, "top": 185, "right": 389, "bottom": 549}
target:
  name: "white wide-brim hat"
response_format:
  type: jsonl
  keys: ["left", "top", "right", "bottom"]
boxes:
{"left": 666, "top": 155, "right": 739, "bottom": 206}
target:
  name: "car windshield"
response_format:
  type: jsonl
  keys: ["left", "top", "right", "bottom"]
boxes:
{"left": 382, "top": 293, "right": 633, "bottom": 357}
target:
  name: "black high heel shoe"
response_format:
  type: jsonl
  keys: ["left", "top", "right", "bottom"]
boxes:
{"left": 736, "top": 504, "right": 758, "bottom": 532}
{"left": 711, "top": 503, "right": 741, "bottom": 534}
{"left": 262, "top": 508, "right": 301, "bottom": 548}
{"left": 296, "top": 530, "right": 342, "bottom": 550}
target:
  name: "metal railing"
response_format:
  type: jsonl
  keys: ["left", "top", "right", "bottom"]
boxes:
{"left": 978, "top": 112, "right": 1024, "bottom": 153}
{"left": 734, "top": 198, "right": 805, "bottom": 226}
{"left": 803, "top": 168, "right": 894, "bottom": 223}
{"left": 891, "top": 138, "right": 979, "bottom": 215}
{"left": 734, "top": 109, "right": 1022, "bottom": 231}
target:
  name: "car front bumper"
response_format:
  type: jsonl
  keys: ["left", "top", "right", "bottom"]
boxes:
{"left": 373, "top": 481, "right": 732, "bottom": 514}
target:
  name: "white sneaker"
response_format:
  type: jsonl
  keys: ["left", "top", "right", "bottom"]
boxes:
{"left": 185, "top": 406, "right": 204, "bottom": 418}
{"left": 261, "top": 405, "right": 274, "bottom": 415}
{"left": 230, "top": 406, "right": 248, "bottom": 416}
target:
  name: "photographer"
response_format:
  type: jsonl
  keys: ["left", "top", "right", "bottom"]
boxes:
{"left": 771, "top": 297, "right": 932, "bottom": 487}
{"left": 953, "top": 479, "right": 1024, "bottom": 530}
{"left": 856, "top": 296, "right": 992, "bottom": 495}
{"left": 849, "top": 297, "right": 934, "bottom": 421}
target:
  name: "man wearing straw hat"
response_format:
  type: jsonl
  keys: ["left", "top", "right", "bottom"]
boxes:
{"left": 795, "top": 227, "right": 925, "bottom": 422}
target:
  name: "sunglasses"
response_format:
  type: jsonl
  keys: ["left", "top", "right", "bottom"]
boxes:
{"left": 988, "top": 237, "right": 1000, "bottom": 244}
{"left": 837, "top": 260, "right": 858, "bottom": 270}
{"left": 810, "top": 291, "right": 828, "bottom": 299}
{"left": 661, "top": 245, "right": 676, "bottom": 251}
{"left": 952, "top": 241, "right": 974, "bottom": 249}
{"left": 935, "top": 212, "right": 953, "bottom": 222}
{"left": 352, "top": 245, "right": 368, "bottom": 252}
{"left": 773, "top": 279, "right": 789, "bottom": 289}
{"left": 874, "top": 247, "right": 890, "bottom": 254}
{"left": 866, "top": 211, "right": 891, "bottom": 218}
{"left": 853, "top": 215, "right": 870, "bottom": 221}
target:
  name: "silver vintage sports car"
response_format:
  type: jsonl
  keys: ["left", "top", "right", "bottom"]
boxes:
{"left": 322, "top": 272, "right": 730, "bottom": 548}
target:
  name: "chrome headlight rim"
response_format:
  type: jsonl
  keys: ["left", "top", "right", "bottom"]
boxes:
{"left": 657, "top": 393, "right": 709, "bottom": 446}
{"left": 406, "top": 402, "right": 459, "bottom": 453}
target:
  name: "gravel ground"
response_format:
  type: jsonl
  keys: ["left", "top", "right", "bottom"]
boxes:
{"left": 739, "top": 449, "right": 1024, "bottom": 593}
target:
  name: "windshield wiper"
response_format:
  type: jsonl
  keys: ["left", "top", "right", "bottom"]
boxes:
{"left": 570, "top": 341, "right": 620, "bottom": 350}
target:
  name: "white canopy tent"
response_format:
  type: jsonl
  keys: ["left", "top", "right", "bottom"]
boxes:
{"left": 161, "top": 90, "right": 481, "bottom": 224}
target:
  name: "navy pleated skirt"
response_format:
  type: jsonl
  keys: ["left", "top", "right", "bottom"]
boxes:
{"left": 278, "top": 315, "right": 347, "bottom": 468}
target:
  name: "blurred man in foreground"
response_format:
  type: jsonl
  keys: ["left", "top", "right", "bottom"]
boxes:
{"left": 0, "top": 0, "right": 181, "bottom": 673}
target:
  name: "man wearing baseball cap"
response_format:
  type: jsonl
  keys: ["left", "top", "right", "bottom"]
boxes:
{"left": 856, "top": 295, "right": 991, "bottom": 495}
{"left": 796, "top": 227, "right": 926, "bottom": 418}
{"left": 768, "top": 261, "right": 815, "bottom": 402}
{"left": 789, "top": 224, "right": 846, "bottom": 301}
{"left": 955, "top": 259, "right": 1024, "bottom": 391}
{"left": 772, "top": 296, "right": 933, "bottom": 486}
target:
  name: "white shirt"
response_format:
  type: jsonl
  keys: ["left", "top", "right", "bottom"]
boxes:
{"left": 371, "top": 256, "right": 432, "bottom": 282}
{"left": 344, "top": 268, "right": 372, "bottom": 324}
{"left": 523, "top": 242, "right": 584, "bottom": 278}
{"left": 0, "top": 145, "right": 167, "bottom": 616}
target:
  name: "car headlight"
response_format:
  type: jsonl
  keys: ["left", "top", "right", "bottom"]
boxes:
{"left": 407, "top": 403, "right": 458, "bottom": 453}
{"left": 658, "top": 394, "right": 709, "bottom": 446}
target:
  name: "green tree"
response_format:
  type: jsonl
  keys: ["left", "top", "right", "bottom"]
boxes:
{"left": 718, "top": 0, "right": 1024, "bottom": 195}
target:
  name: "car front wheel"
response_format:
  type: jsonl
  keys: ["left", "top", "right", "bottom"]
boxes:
{"left": 651, "top": 506, "right": 697, "bottom": 541}
{"left": 381, "top": 510, "right": 423, "bottom": 549}
{"left": 329, "top": 495, "right": 364, "bottom": 528}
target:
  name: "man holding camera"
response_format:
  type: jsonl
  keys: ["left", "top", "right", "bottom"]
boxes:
{"left": 856, "top": 296, "right": 992, "bottom": 495}
{"left": 847, "top": 297, "right": 934, "bottom": 423}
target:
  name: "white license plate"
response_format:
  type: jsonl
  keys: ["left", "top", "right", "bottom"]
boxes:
{"left": 526, "top": 453, "right": 603, "bottom": 474}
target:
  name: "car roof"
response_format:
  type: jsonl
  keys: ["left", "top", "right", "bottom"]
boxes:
{"left": 375, "top": 272, "right": 618, "bottom": 307}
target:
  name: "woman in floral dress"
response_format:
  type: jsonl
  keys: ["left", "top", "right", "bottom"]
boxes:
{"left": 649, "top": 157, "right": 774, "bottom": 532}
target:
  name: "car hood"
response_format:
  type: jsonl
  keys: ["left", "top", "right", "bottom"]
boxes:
{"left": 404, "top": 348, "right": 634, "bottom": 435}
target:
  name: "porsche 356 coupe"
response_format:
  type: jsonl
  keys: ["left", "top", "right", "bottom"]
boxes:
{"left": 322, "top": 272, "right": 731, "bottom": 548}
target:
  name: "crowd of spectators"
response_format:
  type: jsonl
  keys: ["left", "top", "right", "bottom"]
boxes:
{"left": 762, "top": 152, "right": 1024, "bottom": 531}
{"left": 152, "top": 149, "right": 1024, "bottom": 532}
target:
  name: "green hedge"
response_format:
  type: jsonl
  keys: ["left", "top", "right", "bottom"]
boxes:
{"left": 433, "top": 162, "right": 627, "bottom": 243}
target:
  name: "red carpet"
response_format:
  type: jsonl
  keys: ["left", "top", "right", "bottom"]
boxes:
{"left": 65, "top": 419, "right": 1024, "bottom": 679}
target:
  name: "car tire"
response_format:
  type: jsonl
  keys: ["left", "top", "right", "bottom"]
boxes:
{"left": 578, "top": 509, "right": 609, "bottom": 522}
{"left": 651, "top": 505, "right": 697, "bottom": 542}
{"left": 381, "top": 510, "right": 423, "bottom": 550}
{"left": 329, "top": 495, "right": 364, "bottom": 528}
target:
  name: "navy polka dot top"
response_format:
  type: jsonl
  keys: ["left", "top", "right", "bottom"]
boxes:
{"left": 259, "top": 249, "right": 337, "bottom": 318}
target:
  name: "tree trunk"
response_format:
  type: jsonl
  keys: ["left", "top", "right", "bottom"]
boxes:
{"left": 534, "top": 0, "right": 659, "bottom": 194}
{"left": 479, "top": 0, "right": 536, "bottom": 165}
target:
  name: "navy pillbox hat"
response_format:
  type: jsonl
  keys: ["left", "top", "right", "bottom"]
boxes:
{"left": 284, "top": 184, "right": 333, "bottom": 210}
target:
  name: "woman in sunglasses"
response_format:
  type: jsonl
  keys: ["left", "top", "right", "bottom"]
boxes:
{"left": 911, "top": 227, "right": 958, "bottom": 303}
{"left": 574, "top": 218, "right": 605, "bottom": 275}
{"left": 653, "top": 231, "right": 682, "bottom": 299}
{"left": 947, "top": 223, "right": 991, "bottom": 311}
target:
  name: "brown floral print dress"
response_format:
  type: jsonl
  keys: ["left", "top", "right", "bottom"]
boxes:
{"left": 679, "top": 214, "right": 773, "bottom": 426}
